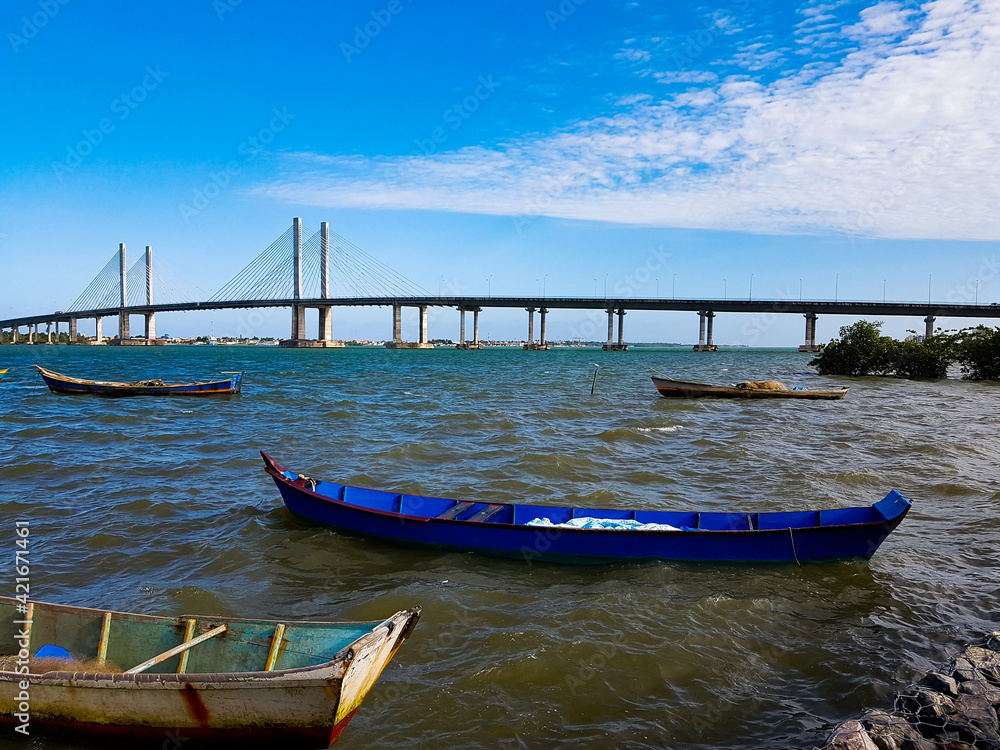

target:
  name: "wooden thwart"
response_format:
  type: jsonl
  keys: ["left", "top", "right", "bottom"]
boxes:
{"left": 176, "top": 619, "right": 196, "bottom": 673}
{"left": 125, "top": 623, "right": 228, "bottom": 675}
{"left": 437, "top": 501, "right": 474, "bottom": 520}
{"left": 264, "top": 623, "right": 286, "bottom": 672}
{"left": 466, "top": 504, "right": 503, "bottom": 523}
{"left": 96, "top": 611, "right": 112, "bottom": 666}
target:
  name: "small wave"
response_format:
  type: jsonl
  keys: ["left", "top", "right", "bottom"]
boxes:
{"left": 637, "top": 426, "right": 681, "bottom": 433}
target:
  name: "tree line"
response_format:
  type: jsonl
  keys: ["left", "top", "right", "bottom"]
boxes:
{"left": 810, "top": 321, "right": 1000, "bottom": 380}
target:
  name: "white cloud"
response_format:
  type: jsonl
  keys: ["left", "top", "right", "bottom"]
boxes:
{"left": 258, "top": 0, "right": 1000, "bottom": 240}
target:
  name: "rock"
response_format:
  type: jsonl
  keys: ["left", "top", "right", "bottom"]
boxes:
{"left": 822, "top": 720, "right": 880, "bottom": 750}
{"left": 922, "top": 671, "right": 960, "bottom": 697}
{"left": 958, "top": 679, "right": 1000, "bottom": 706}
{"left": 962, "top": 647, "right": 1000, "bottom": 682}
{"left": 951, "top": 658, "right": 983, "bottom": 684}
{"left": 896, "top": 688, "right": 957, "bottom": 731}
{"left": 862, "top": 709, "right": 923, "bottom": 750}
{"left": 986, "top": 632, "right": 1000, "bottom": 653}
{"left": 954, "top": 694, "right": 999, "bottom": 730}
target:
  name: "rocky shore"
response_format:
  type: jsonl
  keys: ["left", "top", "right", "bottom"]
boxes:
{"left": 818, "top": 632, "right": 1000, "bottom": 750}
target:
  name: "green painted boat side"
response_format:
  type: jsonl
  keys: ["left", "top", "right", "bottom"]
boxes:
{"left": 0, "top": 597, "right": 420, "bottom": 748}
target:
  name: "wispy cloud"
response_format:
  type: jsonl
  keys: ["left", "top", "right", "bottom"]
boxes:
{"left": 258, "top": 0, "right": 1000, "bottom": 240}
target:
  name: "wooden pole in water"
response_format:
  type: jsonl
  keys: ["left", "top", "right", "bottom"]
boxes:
{"left": 590, "top": 364, "right": 599, "bottom": 395}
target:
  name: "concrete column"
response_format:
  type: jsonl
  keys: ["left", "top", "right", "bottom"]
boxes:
{"left": 607, "top": 308, "right": 614, "bottom": 347}
{"left": 393, "top": 304, "right": 402, "bottom": 343}
{"left": 473, "top": 308, "right": 480, "bottom": 346}
{"left": 118, "top": 242, "right": 129, "bottom": 340}
{"left": 29, "top": 324, "right": 35, "bottom": 344}
{"left": 69, "top": 317, "right": 77, "bottom": 343}
{"left": 526, "top": 307, "right": 535, "bottom": 344}
{"left": 540, "top": 307, "right": 548, "bottom": 345}
{"left": 924, "top": 315, "right": 935, "bottom": 339}
{"left": 319, "top": 307, "right": 332, "bottom": 341}
{"left": 698, "top": 311, "right": 707, "bottom": 347}
{"left": 419, "top": 306, "right": 428, "bottom": 344}
{"left": 145, "top": 246, "right": 153, "bottom": 305}
{"left": 804, "top": 312, "right": 817, "bottom": 347}
{"left": 145, "top": 313, "right": 156, "bottom": 341}
{"left": 459, "top": 309, "right": 467, "bottom": 345}
{"left": 119, "top": 243, "right": 127, "bottom": 308}
{"left": 320, "top": 222, "right": 330, "bottom": 299}
{"left": 46, "top": 322, "right": 52, "bottom": 343}
{"left": 706, "top": 311, "right": 715, "bottom": 347}
{"left": 617, "top": 308, "right": 626, "bottom": 346}
{"left": 95, "top": 316, "right": 103, "bottom": 344}
{"left": 12, "top": 327, "right": 18, "bottom": 344}
{"left": 293, "top": 217, "right": 302, "bottom": 301}
{"left": 292, "top": 305, "right": 306, "bottom": 339}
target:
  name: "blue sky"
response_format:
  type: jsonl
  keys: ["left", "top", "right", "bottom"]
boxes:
{"left": 1, "top": 0, "right": 998, "bottom": 344}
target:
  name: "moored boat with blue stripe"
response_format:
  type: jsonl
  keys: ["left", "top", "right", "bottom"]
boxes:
{"left": 262, "top": 452, "right": 911, "bottom": 564}
{"left": 34, "top": 365, "right": 243, "bottom": 396}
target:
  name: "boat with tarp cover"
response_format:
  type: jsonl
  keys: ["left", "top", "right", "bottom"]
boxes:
{"left": 0, "top": 596, "right": 420, "bottom": 749}
{"left": 34, "top": 365, "right": 244, "bottom": 396}
{"left": 262, "top": 452, "right": 910, "bottom": 564}
{"left": 651, "top": 374, "right": 848, "bottom": 400}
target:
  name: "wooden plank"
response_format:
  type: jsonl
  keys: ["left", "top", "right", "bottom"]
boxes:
{"left": 125, "top": 623, "right": 227, "bottom": 675}
{"left": 466, "top": 504, "right": 503, "bottom": 523}
{"left": 264, "top": 623, "right": 286, "bottom": 672}
{"left": 96, "top": 611, "right": 112, "bottom": 666}
{"left": 176, "top": 618, "right": 196, "bottom": 673}
{"left": 437, "top": 501, "right": 473, "bottom": 520}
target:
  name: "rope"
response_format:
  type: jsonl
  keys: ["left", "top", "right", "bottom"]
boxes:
{"left": 788, "top": 527, "right": 801, "bottom": 566}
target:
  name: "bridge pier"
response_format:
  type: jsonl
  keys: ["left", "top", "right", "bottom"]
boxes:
{"left": 603, "top": 308, "right": 628, "bottom": 351}
{"left": 456, "top": 307, "right": 483, "bottom": 349}
{"left": 924, "top": 315, "right": 935, "bottom": 340}
{"left": 798, "top": 312, "right": 821, "bottom": 352}
{"left": 95, "top": 316, "right": 103, "bottom": 344}
{"left": 69, "top": 317, "right": 77, "bottom": 344}
{"left": 385, "top": 303, "right": 433, "bottom": 348}
{"left": 524, "top": 306, "right": 550, "bottom": 350}
{"left": 118, "top": 243, "right": 129, "bottom": 341}
{"left": 693, "top": 310, "right": 718, "bottom": 351}
{"left": 47, "top": 321, "right": 53, "bottom": 344}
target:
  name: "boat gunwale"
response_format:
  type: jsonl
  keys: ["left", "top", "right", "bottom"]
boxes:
{"left": 262, "top": 452, "right": 909, "bottom": 536}
{"left": 0, "top": 596, "right": 418, "bottom": 685}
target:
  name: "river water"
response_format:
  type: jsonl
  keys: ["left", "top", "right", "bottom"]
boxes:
{"left": 1, "top": 344, "right": 997, "bottom": 749}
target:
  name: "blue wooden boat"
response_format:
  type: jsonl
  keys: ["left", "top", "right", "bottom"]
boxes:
{"left": 262, "top": 452, "right": 911, "bottom": 564}
{"left": 35, "top": 365, "right": 243, "bottom": 396}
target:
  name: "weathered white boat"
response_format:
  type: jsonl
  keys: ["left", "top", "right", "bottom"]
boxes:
{"left": 651, "top": 374, "right": 849, "bottom": 400}
{"left": 0, "top": 596, "right": 420, "bottom": 748}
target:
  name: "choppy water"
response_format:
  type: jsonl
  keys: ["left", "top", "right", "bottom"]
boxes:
{"left": 1, "top": 344, "right": 998, "bottom": 749}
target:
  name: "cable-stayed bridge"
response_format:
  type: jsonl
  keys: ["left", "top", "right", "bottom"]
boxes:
{"left": 2, "top": 218, "right": 999, "bottom": 351}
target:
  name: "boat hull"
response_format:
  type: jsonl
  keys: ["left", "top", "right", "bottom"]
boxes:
{"left": 0, "top": 598, "right": 419, "bottom": 748}
{"left": 34, "top": 366, "right": 242, "bottom": 396}
{"left": 263, "top": 453, "right": 909, "bottom": 565}
{"left": 651, "top": 375, "right": 848, "bottom": 399}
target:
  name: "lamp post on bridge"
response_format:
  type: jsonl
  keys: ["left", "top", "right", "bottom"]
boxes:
{"left": 749, "top": 274, "right": 753, "bottom": 302}
{"left": 835, "top": 274, "right": 839, "bottom": 303}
